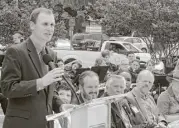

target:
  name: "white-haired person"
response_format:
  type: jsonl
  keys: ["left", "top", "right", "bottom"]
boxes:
{"left": 103, "top": 75, "right": 133, "bottom": 128}
{"left": 126, "top": 70, "right": 167, "bottom": 128}
{"left": 157, "top": 60, "right": 179, "bottom": 123}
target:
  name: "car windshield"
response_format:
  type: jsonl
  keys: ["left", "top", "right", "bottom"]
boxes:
{"left": 122, "top": 43, "right": 140, "bottom": 52}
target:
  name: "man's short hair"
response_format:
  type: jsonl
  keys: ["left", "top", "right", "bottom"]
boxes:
{"left": 106, "top": 75, "right": 126, "bottom": 88}
{"left": 13, "top": 31, "right": 24, "bottom": 36}
{"left": 136, "top": 70, "right": 154, "bottom": 83}
{"left": 120, "top": 72, "right": 131, "bottom": 78}
{"left": 131, "top": 59, "right": 140, "bottom": 64}
{"left": 57, "top": 58, "right": 63, "bottom": 63}
{"left": 79, "top": 71, "right": 99, "bottom": 86}
{"left": 30, "top": 7, "right": 53, "bottom": 23}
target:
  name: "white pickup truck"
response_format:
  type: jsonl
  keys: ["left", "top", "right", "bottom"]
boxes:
{"left": 53, "top": 40, "right": 151, "bottom": 67}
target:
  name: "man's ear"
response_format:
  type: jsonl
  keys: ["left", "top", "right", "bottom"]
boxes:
{"left": 30, "top": 21, "right": 35, "bottom": 31}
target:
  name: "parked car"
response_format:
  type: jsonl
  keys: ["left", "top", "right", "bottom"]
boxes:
{"left": 53, "top": 40, "right": 151, "bottom": 67}
{"left": 72, "top": 33, "right": 109, "bottom": 47}
{"left": 109, "top": 36, "right": 149, "bottom": 53}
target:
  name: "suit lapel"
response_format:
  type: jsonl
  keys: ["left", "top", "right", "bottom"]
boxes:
{"left": 26, "top": 38, "right": 43, "bottom": 78}
{"left": 45, "top": 47, "right": 56, "bottom": 108}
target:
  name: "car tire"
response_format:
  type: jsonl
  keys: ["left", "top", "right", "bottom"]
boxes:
{"left": 141, "top": 48, "right": 147, "bottom": 53}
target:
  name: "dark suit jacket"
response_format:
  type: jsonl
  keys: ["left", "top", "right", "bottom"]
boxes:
{"left": 103, "top": 93, "right": 127, "bottom": 128}
{"left": 1, "top": 38, "right": 57, "bottom": 128}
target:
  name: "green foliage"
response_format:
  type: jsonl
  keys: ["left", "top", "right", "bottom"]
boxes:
{"left": 0, "top": 0, "right": 67, "bottom": 45}
{"left": 91, "top": 0, "right": 179, "bottom": 58}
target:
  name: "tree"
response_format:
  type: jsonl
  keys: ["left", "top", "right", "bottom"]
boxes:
{"left": 0, "top": 0, "right": 67, "bottom": 45}
{"left": 93, "top": 0, "right": 179, "bottom": 62}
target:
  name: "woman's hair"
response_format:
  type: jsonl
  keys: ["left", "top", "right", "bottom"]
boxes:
{"left": 95, "top": 57, "right": 104, "bottom": 66}
{"left": 101, "top": 50, "right": 110, "bottom": 58}
{"left": 56, "top": 81, "right": 71, "bottom": 92}
{"left": 146, "top": 60, "right": 155, "bottom": 66}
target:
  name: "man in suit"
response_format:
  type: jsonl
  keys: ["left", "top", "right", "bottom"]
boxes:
{"left": 103, "top": 75, "right": 132, "bottom": 128}
{"left": 1, "top": 8, "right": 63, "bottom": 128}
{"left": 126, "top": 70, "right": 167, "bottom": 128}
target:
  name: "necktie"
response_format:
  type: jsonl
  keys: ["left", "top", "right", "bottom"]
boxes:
{"left": 39, "top": 49, "right": 48, "bottom": 76}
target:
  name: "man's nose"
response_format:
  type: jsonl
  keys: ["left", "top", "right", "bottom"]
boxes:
{"left": 92, "top": 87, "right": 97, "bottom": 92}
{"left": 46, "top": 25, "right": 54, "bottom": 31}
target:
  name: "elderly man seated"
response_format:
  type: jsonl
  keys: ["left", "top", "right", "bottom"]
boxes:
{"left": 126, "top": 70, "right": 167, "bottom": 128}
{"left": 103, "top": 75, "right": 133, "bottom": 128}
{"left": 157, "top": 60, "right": 179, "bottom": 123}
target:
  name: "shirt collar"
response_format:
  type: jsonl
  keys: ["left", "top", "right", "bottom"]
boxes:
{"left": 132, "top": 87, "right": 149, "bottom": 100}
{"left": 29, "top": 37, "right": 45, "bottom": 55}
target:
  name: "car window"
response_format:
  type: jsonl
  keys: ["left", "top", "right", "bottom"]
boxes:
{"left": 122, "top": 43, "right": 139, "bottom": 52}
{"left": 125, "top": 38, "right": 133, "bottom": 43}
{"left": 109, "top": 43, "right": 126, "bottom": 53}
{"left": 133, "top": 38, "right": 142, "bottom": 43}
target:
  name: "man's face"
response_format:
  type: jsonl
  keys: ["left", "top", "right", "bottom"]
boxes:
{"left": 30, "top": 12, "right": 55, "bottom": 43}
{"left": 128, "top": 54, "right": 135, "bottom": 62}
{"left": 137, "top": 74, "right": 154, "bottom": 95}
{"left": 81, "top": 76, "right": 99, "bottom": 100}
{"left": 131, "top": 61, "right": 140, "bottom": 71}
{"left": 120, "top": 60, "right": 129, "bottom": 71}
{"left": 13, "top": 33, "right": 23, "bottom": 44}
{"left": 58, "top": 90, "right": 72, "bottom": 104}
{"left": 107, "top": 79, "right": 126, "bottom": 96}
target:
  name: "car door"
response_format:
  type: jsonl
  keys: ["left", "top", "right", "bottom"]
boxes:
{"left": 126, "top": 38, "right": 144, "bottom": 49}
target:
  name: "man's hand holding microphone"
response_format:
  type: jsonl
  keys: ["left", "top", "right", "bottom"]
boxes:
{"left": 37, "top": 54, "right": 64, "bottom": 91}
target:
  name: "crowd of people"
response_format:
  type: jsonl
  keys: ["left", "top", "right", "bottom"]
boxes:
{"left": 52, "top": 47, "right": 179, "bottom": 128}
{"left": 0, "top": 7, "right": 179, "bottom": 128}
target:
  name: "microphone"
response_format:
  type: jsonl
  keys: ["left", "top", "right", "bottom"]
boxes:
{"left": 43, "top": 54, "right": 57, "bottom": 70}
{"left": 42, "top": 54, "right": 81, "bottom": 104}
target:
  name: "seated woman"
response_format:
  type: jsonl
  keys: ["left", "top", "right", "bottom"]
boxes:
{"left": 65, "top": 60, "right": 82, "bottom": 80}
{"left": 157, "top": 67, "right": 179, "bottom": 123}
{"left": 53, "top": 81, "right": 73, "bottom": 128}
{"left": 146, "top": 60, "right": 155, "bottom": 72}
{"left": 120, "top": 72, "right": 132, "bottom": 93}
{"left": 53, "top": 81, "right": 72, "bottom": 113}
{"left": 94, "top": 57, "right": 107, "bottom": 66}
{"left": 128, "top": 59, "right": 142, "bottom": 83}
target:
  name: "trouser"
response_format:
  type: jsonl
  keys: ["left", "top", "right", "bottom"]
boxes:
{"left": 0, "top": 93, "right": 8, "bottom": 114}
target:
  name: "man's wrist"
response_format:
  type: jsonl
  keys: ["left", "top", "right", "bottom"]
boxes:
{"left": 36, "top": 78, "right": 45, "bottom": 91}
